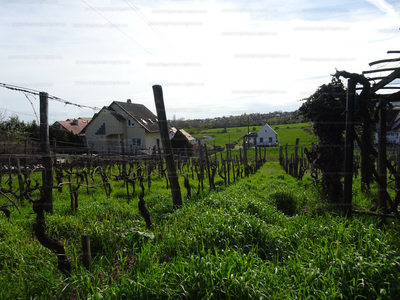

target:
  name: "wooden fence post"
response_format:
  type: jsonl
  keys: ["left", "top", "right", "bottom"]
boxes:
{"left": 204, "top": 146, "right": 212, "bottom": 190}
{"left": 16, "top": 158, "right": 24, "bottom": 206}
{"left": 152, "top": 85, "right": 182, "bottom": 209}
{"left": 81, "top": 234, "right": 92, "bottom": 271}
{"left": 255, "top": 145, "right": 258, "bottom": 171}
{"left": 285, "top": 143, "right": 289, "bottom": 173}
{"left": 294, "top": 138, "right": 300, "bottom": 178}
{"left": 40, "top": 92, "right": 53, "bottom": 214}
{"left": 199, "top": 142, "right": 204, "bottom": 191}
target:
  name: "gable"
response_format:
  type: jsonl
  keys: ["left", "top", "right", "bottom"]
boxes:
{"left": 110, "top": 101, "right": 159, "bottom": 132}
{"left": 257, "top": 123, "right": 277, "bottom": 135}
{"left": 83, "top": 106, "right": 123, "bottom": 135}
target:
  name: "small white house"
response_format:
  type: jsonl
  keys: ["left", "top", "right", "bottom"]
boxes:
{"left": 255, "top": 123, "right": 278, "bottom": 146}
{"left": 374, "top": 107, "right": 400, "bottom": 144}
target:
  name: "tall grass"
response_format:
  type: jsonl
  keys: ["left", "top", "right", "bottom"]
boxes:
{"left": 1, "top": 161, "right": 399, "bottom": 299}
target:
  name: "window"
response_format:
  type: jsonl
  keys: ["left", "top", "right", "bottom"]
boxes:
{"left": 127, "top": 119, "right": 134, "bottom": 127}
{"left": 269, "top": 137, "right": 273, "bottom": 143}
{"left": 131, "top": 138, "right": 142, "bottom": 147}
{"left": 260, "top": 137, "right": 264, "bottom": 143}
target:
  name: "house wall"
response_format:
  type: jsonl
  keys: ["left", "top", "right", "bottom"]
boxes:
{"left": 85, "top": 109, "right": 123, "bottom": 153}
{"left": 256, "top": 124, "right": 278, "bottom": 146}
{"left": 375, "top": 131, "right": 400, "bottom": 144}
{"left": 85, "top": 106, "right": 161, "bottom": 154}
{"left": 145, "top": 132, "right": 161, "bottom": 150}
{"left": 387, "top": 132, "right": 400, "bottom": 143}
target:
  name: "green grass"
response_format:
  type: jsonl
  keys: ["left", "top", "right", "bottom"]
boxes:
{"left": 191, "top": 123, "right": 315, "bottom": 148}
{"left": 274, "top": 123, "right": 317, "bottom": 147}
{"left": 190, "top": 123, "right": 316, "bottom": 161}
{"left": 1, "top": 159, "right": 400, "bottom": 299}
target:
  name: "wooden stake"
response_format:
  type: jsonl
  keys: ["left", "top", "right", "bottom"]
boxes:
{"left": 81, "top": 234, "right": 92, "bottom": 271}
{"left": 152, "top": 85, "right": 182, "bottom": 209}
{"left": 40, "top": 92, "right": 53, "bottom": 214}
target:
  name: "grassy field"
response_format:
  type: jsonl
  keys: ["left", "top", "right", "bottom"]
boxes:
{"left": 190, "top": 123, "right": 316, "bottom": 161}
{"left": 1, "top": 154, "right": 400, "bottom": 299}
{"left": 191, "top": 123, "right": 315, "bottom": 149}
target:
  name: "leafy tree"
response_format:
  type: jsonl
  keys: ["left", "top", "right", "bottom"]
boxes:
{"left": 298, "top": 77, "right": 347, "bottom": 204}
{"left": 0, "top": 115, "right": 28, "bottom": 141}
{"left": 25, "top": 120, "right": 40, "bottom": 139}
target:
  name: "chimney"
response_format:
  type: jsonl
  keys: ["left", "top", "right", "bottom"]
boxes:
{"left": 73, "top": 119, "right": 78, "bottom": 125}
{"left": 127, "top": 99, "right": 132, "bottom": 103}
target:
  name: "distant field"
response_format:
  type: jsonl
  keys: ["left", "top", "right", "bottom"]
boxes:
{"left": 185, "top": 123, "right": 316, "bottom": 161}
{"left": 190, "top": 126, "right": 262, "bottom": 147}
{"left": 188, "top": 122, "right": 316, "bottom": 149}
{"left": 274, "top": 123, "right": 317, "bottom": 148}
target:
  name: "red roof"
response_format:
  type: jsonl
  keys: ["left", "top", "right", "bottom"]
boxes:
{"left": 55, "top": 117, "right": 92, "bottom": 136}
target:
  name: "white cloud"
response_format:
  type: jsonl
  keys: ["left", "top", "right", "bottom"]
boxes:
{"left": 365, "top": 0, "right": 399, "bottom": 21}
{"left": 0, "top": 0, "right": 399, "bottom": 123}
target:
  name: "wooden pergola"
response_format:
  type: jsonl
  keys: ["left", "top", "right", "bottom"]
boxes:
{"left": 335, "top": 50, "right": 400, "bottom": 221}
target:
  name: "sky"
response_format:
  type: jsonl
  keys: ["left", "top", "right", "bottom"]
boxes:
{"left": 0, "top": 0, "right": 400, "bottom": 124}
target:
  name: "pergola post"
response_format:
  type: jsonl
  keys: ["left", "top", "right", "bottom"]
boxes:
{"left": 343, "top": 78, "right": 356, "bottom": 216}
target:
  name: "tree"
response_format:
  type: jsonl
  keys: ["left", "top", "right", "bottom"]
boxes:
{"left": 298, "top": 77, "right": 347, "bottom": 204}
{"left": 0, "top": 114, "right": 28, "bottom": 140}
{"left": 0, "top": 115, "right": 29, "bottom": 154}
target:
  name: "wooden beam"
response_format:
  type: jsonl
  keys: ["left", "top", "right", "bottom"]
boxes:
{"left": 369, "top": 57, "right": 400, "bottom": 66}
{"left": 356, "top": 86, "right": 400, "bottom": 90}
{"left": 369, "top": 68, "right": 400, "bottom": 93}
{"left": 152, "top": 85, "right": 183, "bottom": 209}
{"left": 363, "top": 68, "right": 398, "bottom": 74}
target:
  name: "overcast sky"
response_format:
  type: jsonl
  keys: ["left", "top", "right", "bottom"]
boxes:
{"left": 0, "top": 0, "right": 399, "bottom": 124}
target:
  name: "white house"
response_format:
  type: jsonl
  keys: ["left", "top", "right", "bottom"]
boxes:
{"left": 374, "top": 107, "right": 400, "bottom": 144}
{"left": 254, "top": 123, "right": 278, "bottom": 146}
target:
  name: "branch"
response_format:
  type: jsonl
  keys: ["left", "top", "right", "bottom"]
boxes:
{"left": 0, "top": 189, "right": 21, "bottom": 214}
